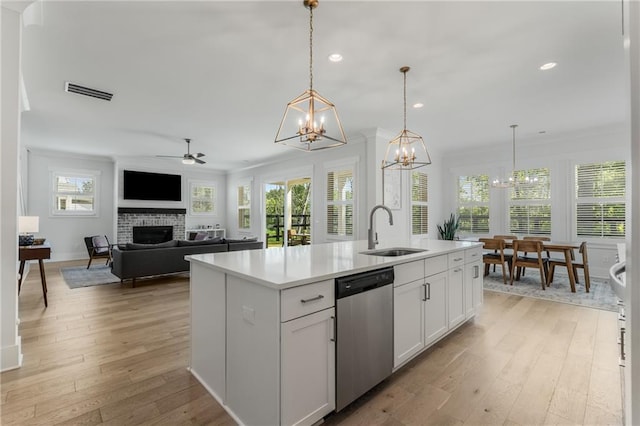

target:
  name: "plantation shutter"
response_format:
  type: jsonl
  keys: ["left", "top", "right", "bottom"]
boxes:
{"left": 327, "top": 169, "right": 353, "bottom": 237}
{"left": 508, "top": 167, "right": 551, "bottom": 235}
{"left": 411, "top": 172, "right": 428, "bottom": 235}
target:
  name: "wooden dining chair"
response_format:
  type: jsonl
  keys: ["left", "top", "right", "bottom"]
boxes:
{"left": 510, "top": 239, "right": 548, "bottom": 290}
{"left": 491, "top": 235, "right": 517, "bottom": 272}
{"left": 520, "top": 236, "right": 551, "bottom": 276}
{"left": 479, "top": 238, "right": 513, "bottom": 284}
{"left": 547, "top": 242, "right": 590, "bottom": 292}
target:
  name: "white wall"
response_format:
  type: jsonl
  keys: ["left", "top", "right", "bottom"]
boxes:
{"left": 442, "top": 124, "right": 629, "bottom": 278}
{"left": 1, "top": 6, "right": 23, "bottom": 372}
{"left": 115, "top": 159, "right": 227, "bottom": 236}
{"left": 26, "top": 149, "right": 115, "bottom": 261}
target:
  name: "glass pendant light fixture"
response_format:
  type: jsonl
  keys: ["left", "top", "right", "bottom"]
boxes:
{"left": 491, "top": 124, "right": 538, "bottom": 188}
{"left": 382, "top": 66, "right": 431, "bottom": 170}
{"left": 275, "top": 0, "right": 346, "bottom": 151}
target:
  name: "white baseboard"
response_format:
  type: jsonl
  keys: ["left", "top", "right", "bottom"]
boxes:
{"left": 1, "top": 337, "right": 23, "bottom": 372}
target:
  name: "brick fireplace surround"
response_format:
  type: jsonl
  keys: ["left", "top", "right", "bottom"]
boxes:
{"left": 117, "top": 207, "right": 186, "bottom": 244}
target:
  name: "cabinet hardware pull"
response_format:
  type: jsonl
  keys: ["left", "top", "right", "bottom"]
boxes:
{"left": 330, "top": 316, "right": 336, "bottom": 342}
{"left": 300, "top": 294, "right": 324, "bottom": 303}
{"left": 454, "top": 257, "right": 463, "bottom": 261}
{"left": 422, "top": 284, "right": 427, "bottom": 301}
{"left": 427, "top": 282, "right": 431, "bottom": 300}
{"left": 474, "top": 265, "right": 479, "bottom": 279}
{"left": 620, "top": 328, "right": 626, "bottom": 361}
{"left": 454, "top": 268, "right": 462, "bottom": 273}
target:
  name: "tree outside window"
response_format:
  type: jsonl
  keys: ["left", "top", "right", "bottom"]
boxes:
{"left": 190, "top": 183, "right": 215, "bottom": 215}
{"left": 458, "top": 175, "right": 489, "bottom": 234}
{"left": 576, "top": 161, "right": 625, "bottom": 238}
{"left": 509, "top": 167, "right": 551, "bottom": 235}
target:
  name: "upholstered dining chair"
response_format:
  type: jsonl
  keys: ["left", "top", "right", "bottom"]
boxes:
{"left": 479, "top": 238, "right": 513, "bottom": 284}
{"left": 510, "top": 239, "right": 549, "bottom": 290}
{"left": 84, "top": 235, "right": 113, "bottom": 269}
{"left": 547, "top": 242, "right": 590, "bottom": 292}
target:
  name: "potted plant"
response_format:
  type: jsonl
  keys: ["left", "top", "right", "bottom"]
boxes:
{"left": 437, "top": 213, "right": 460, "bottom": 240}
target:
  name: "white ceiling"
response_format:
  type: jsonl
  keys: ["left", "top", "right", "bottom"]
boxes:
{"left": 19, "top": 1, "right": 627, "bottom": 171}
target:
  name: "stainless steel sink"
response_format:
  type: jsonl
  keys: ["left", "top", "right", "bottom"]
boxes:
{"left": 361, "top": 247, "right": 427, "bottom": 257}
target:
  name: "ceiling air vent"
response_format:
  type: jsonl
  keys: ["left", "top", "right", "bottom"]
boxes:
{"left": 64, "top": 82, "right": 113, "bottom": 101}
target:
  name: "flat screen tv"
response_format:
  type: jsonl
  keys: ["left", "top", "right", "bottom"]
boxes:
{"left": 123, "top": 170, "right": 182, "bottom": 201}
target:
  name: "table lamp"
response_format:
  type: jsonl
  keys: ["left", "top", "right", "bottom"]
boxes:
{"left": 18, "top": 216, "right": 39, "bottom": 246}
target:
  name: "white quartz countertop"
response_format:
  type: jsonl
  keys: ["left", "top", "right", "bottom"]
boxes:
{"left": 187, "top": 239, "right": 482, "bottom": 290}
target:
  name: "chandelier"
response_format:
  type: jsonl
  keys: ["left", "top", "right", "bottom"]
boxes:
{"left": 275, "top": 0, "right": 346, "bottom": 151}
{"left": 491, "top": 124, "right": 538, "bottom": 188}
{"left": 382, "top": 66, "right": 431, "bottom": 170}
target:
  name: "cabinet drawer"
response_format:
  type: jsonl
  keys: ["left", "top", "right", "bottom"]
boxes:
{"left": 394, "top": 260, "right": 424, "bottom": 287}
{"left": 465, "top": 247, "right": 483, "bottom": 264}
{"left": 281, "top": 280, "right": 334, "bottom": 322}
{"left": 448, "top": 252, "right": 465, "bottom": 268}
{"left": 425, "top": 255, "right": 447, "bottom": 277}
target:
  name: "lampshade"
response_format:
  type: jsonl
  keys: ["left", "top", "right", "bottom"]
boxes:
{"left": 19, "top": 216, "right": 39, "bottom": 233}
{"left": 275, "top": 0, "right": 347, "bottom": 151}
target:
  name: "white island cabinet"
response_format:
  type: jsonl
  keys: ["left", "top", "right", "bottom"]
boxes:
{"left": 187, "top": 239, "right": 481, "bottom": 426}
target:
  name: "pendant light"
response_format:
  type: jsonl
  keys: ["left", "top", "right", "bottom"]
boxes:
{"left": 491, "top": 124, "right": 538, "bottom": 188}
{"left": 382, "top": 66, "right": 431, "bottom": 170}
{"left": 275, "top": 0, "right": 346, "bottom": 151}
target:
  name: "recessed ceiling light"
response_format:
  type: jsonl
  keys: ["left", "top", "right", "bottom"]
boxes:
{"left": 328, "top": 53, "right": 343, "bottom": 63}
{"left": 413, "top": 103, "right": 424, "bottom": 109}
{"left": 539, "top": 62, "right": 557, "bottom": 71}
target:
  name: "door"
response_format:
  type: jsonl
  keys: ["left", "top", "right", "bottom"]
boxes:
{"left": 281, "top": 308, "right": 335, "bottom": 426}
{"left": 264, "top": 177, "right": 311, "bottom": 248}
{"left": 424, "top": 271, "right": 448, "bottom": 347}
{"left": 393, "top": 279, "right": 425, "bottom": 368}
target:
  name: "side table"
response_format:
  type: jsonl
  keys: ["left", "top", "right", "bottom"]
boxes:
{"left": 18, "top": 243, "right": 51, "bottom": 307}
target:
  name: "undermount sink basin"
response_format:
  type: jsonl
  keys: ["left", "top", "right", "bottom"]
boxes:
{"left": 361, "top": 247, "right": 427, "bottom": 257}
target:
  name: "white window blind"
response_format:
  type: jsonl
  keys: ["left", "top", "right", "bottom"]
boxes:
{"left": 327, "top": 169, "right": 353, "bottom": 237}
{"left": 576, "top": 161, "right": 626, "bottom": 238}
{"left": 237, "top": 184, "right": 251, "bottom": 229}
{"left": 51, "top": 171, "right": 98, "bottom": 216}
{"left": 509, "top": 167, "right": 551, "bottom": 235}
{"left": 457, "top": 175, "right": 489, "bottom": 234}
{"left": 190, "top": 183, "right": 215, "bottom": 215}
{"left": 411, "top": 172, "right": 428, "bottom": 235}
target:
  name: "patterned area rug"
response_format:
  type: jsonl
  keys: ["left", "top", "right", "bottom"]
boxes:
{"left": 61, "top": 265, "right": 120, "bottom": 289}
{"left": 483, "top": 270, "right": 618, "bottom": 312}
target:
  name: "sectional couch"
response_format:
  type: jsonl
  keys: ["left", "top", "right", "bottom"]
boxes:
{"left": 111, "top": 238, "right": 263, "bottom": 286}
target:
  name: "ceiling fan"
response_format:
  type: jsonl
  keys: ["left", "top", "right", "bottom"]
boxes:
{"left": 157, "top": 138, "right": 206, "bottom": 165}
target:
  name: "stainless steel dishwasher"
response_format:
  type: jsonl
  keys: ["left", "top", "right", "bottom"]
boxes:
{"left": 335, "top": 266, "right": 394, "bottom": 412}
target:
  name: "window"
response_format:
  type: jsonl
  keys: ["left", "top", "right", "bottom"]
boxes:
{"left": 457, "top": 175, "right": 489, "bottom": 234}
{"left": 238, "top": 183, "right": 251, "bottom": 229}
{"left": 190, "top": 182, "right": 216, "bottom": 215}
{"left": 51, "top": 171, "right": 99, "bottom": 216}
{"left": 509, "top": 167, "right": 551, "bottom": 235}
{"left": 576, "top": 161, "right": 626, "bottom": 238}
{"left": 327, "top": 168, "right": 353, "bottom": 237}
{"left": 411, "top": 171, "right": 428, "bottom": 235}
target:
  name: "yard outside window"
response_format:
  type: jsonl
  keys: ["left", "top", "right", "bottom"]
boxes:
{"left": 51, "top": 171, "right": 98, "bottom": 216}
{"left": 238, "top": 183, "right": 251, "bottom": 229}
{"left": 327, "top": 168, "right": 353, "bottom": 238}
{"left": 576, "top": 161, "right": 626, "bottom": 239}
{"left": 190, "top": 182, "right": 216, "bottom": 215}
{"left": 457, "top": 175, "right": 489, "bottom": 234}
{"left": 411, "top": 171, "right": 428, "bottom": 235}
{"left": 509, "top": 167, "right": 551, "bottom": 235}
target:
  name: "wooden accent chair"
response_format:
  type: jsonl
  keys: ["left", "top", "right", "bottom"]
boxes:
{"left": 84, "top": 235, "right": 113, "bottom": 269}
{"left": 287, "top": 229, "right": 305, "bottom": 246}
{"left": 510, "top": 239, "right": 549, "bottom": 290}
{"left": 479, "top": 238, "right": 513, "bottom": 284}
{"left": 547, "top": 242, "right": 590, "bottom": 292}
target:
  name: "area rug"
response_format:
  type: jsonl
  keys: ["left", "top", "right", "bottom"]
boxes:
{"left": 61, "top": 265, "right": 120, "bottom": 289}
{"left": 483, "top": 271, "right": 618, "bottom": 312}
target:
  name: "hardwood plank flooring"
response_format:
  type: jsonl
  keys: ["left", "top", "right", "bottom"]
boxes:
{"left": 1, "top": 260, "right": 622, "bottom": 425}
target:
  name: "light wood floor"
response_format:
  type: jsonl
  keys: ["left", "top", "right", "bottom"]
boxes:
{"left": 1, "top": 260, "right": 622, "bottom": 425}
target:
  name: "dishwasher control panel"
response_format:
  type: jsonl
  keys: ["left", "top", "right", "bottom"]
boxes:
{"left": 335, "top": 267, "right": 394, "bottom": 299}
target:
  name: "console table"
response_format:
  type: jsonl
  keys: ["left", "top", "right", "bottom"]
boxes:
{"left": 18, "top": 243, "right": 51, "bottom": 307}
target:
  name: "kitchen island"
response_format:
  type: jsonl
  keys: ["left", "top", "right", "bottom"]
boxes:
{"left": 187, "top": 239, "right": 482, "bottom": 426}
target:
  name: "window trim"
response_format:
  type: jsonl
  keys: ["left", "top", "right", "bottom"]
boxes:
{"left": 189, "top": 180, "right": 217, "bottom": 216}
{"left": 50, "top": 169, "right": 100, "bottom": 217}
{"left": 237, "top": 181, "right": 252, "bottom": 230}
{"left": 457, "top": 174, "right": 490, "bottom": 235}
{"left": 508, "top": 167, "right": 551, "bottom": 236}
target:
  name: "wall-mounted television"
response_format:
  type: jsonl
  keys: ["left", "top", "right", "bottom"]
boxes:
{"left": 123, "top": 170, "right": 182, "bottom": 201}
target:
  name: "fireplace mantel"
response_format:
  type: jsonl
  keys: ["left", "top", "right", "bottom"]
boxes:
{"left": 118, "top": 207, "right": 187, "bottom": 215}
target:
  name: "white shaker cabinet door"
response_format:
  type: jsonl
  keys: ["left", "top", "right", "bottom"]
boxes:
{"left": 424, "top": 271, "right": 448, "bottom": 347}
{"left": 394, "top": 279, "right": 425, "bottom": 368}
{"left": 281, "top": 308, "right": 335, "bottom": 426}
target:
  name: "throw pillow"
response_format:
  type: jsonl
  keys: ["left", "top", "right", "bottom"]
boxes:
{"left": 92, "top": 235, "right": 110, "bottom": 253}
{"left": 194, "top": 232, "right": 208, "bottom": 241}
{"left": 126, "top": 240, "right": 178, "bottom": 250}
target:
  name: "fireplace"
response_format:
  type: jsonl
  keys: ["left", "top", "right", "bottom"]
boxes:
{"left": 133, "top": 226, "right": 173, "bottom": 244}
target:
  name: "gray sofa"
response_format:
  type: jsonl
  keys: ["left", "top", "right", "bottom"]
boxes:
{"left": 111, "top": 238, "right": 263, "bottom": 286}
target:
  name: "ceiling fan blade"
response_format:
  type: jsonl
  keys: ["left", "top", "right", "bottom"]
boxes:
{"left": 194, "top": 157, "right": 206, "bottom": 164}
{"left": 195, "top": 153, "right": 205, "bottom": 158}
{"left": 156, "top": 155, "right": 183, "bottom": 159}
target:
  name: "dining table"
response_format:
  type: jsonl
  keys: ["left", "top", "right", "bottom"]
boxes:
{"left": 503, "top": 240, "right": 582, "bottom": 293}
